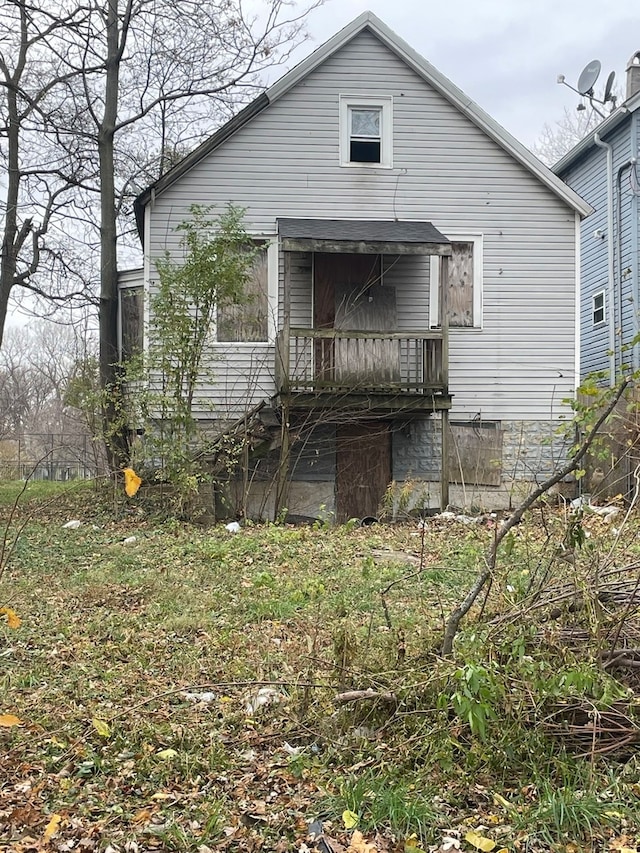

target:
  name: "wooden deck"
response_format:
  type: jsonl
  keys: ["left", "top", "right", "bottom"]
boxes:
{"left": 274, "top": 327, "right": 450, "bottom": 413}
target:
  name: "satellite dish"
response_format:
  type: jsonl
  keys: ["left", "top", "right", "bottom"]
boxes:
{"left": 577, "top": 59, "right": 601, "bottom": 95}
{"left": 603, "top": 70, "right": 616, "bottom": 102}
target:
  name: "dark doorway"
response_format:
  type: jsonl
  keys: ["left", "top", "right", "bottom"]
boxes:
{"left": 336, "top": 421, "right": 391, "bottom": 522}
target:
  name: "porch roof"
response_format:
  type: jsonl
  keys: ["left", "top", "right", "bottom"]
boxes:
{"left": 277, "top": 218, "right": 451, "bottom": 255}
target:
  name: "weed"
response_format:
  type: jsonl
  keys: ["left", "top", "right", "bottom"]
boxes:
{"left": 326, "top": 770, "right": 439, "bottom": 844}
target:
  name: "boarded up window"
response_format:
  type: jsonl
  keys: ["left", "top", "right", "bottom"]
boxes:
{"left": 447, "top": 241, "right": 474, "bottom": 327}
{"left": 217, "top": 247, "right": 268, "bottom": 342}
{"left": 448, "top": 421, "right": 503, "bottom": 487}
{"left": 120, "top": 287, "right": 143, "bottom": 360}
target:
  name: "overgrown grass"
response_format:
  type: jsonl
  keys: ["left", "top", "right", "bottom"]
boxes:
{"left": 0, "top": 477, "right": 96, "bottom": 506}
{"left": 2, "top": 483, "right": 640, "bottom": 851}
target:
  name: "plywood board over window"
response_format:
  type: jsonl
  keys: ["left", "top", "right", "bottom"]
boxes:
{"left": 448, "top": 421, "right": 503, "bottom": 487}
{"left": 217, "top": 247, "right": 269, "bottom": 342}
{"left": 429, "top": 236, "right": 482, "bottom": 329}
{"left": 447, "top": 241, "right": 474, "bottom": 327}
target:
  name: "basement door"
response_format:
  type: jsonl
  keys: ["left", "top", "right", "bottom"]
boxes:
{"left": 336, "top": 421, "right": 391, "bottom": 522}
{"left": 313, "top": 253, "right": 399, "bottom": 386}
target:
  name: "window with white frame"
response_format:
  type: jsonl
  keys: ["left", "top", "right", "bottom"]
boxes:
{"left": 340, "top": 95, "right": 392, "bottom": 167}
{"left": 592, "top": 290, "right": 605, "bottom": 326}
{"left": 429, "top": 236, "right": 483, "bottom": 328}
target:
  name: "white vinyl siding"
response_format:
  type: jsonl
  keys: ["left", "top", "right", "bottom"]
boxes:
{"left": 146, "top": 28, "right": 577, "bottom": 420}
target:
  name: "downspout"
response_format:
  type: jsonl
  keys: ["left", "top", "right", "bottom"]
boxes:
{"left": 594, "top": 133, "right": 616, "bottom": 386}
{"left": 631, "top": 112, "right": 640, "bottom": 371}
{"left": 616, "top": 158, "right": 637, "bottom": 370}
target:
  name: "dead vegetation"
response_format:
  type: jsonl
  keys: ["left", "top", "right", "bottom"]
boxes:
{"left": 3, "top": 483, "right": 640, "bottom": 851}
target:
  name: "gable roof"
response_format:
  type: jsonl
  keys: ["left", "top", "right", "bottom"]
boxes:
{"left": 553, "top": 90, "right": 640, "bottom": 175}
{"left": 135, "top": 11, "right": 592, "bottom": 229}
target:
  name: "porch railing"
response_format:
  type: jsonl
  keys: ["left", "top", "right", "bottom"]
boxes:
{"left": 275, "top": 327, "right": 447, "bottom": 395}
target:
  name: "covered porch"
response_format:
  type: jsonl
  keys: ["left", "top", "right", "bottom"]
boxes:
{"left": 274, "top": 217, "right": 453, "bottom": 412}
{"left": 271, "top": 217, "right": 455, "bottom": 515}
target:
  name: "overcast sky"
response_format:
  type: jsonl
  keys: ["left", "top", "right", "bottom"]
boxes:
{"left": 296, "top": 0, "right": 640, "bottom": 147}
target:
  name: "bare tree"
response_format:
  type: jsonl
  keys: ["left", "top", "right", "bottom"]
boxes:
{"left": 532, "top": 82, "right": 622, "bottom": 166}
{"left": 0, "top": 321, "right": 95, "bottom": 435}
{"left": 0, "top": 1, "right": 98, "bottom": 350}
{"left": 46, "top": 0, "right": 320, "bottom": 466}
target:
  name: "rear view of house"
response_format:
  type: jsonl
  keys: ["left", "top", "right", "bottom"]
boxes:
{"left": 122, "top": 12, "right": 589, "bottom": 521}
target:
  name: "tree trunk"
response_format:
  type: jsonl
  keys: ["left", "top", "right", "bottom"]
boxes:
{"left": 98, "top": 0, "right": 129, "bottom": 470}
{"left": 0, "top": 29, "right": 24, "bottom": 351}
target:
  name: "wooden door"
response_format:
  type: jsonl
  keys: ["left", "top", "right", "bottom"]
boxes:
{"left": 336, "top": 421, "right": 391, "bottom": 522}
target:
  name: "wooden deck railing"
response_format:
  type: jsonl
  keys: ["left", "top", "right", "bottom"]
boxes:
{"left": 275, "top": 327, "right": 447, "bottom": 395}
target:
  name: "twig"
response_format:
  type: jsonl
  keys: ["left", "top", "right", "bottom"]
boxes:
{"left": 605, "top": 465, "right": 640, "bottom": 656}
{"left": 0, "top": 450, "right": 69, "bottom": 583}
{"left": 108, "top": 679, "right": 341, "bottom": 721}
{"left": 441, "top": 378, "right": 631, "bottom": 657}
{"left": 379, "top": 516, "right": 430, "bottom": 629}
{"left": 333, "top": 688, "right": 397, "bottom": 705}
{"left": 380, "top": 567, "right": 426, "bottom": 630}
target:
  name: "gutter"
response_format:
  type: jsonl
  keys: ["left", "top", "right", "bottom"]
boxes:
{"left": 632, "top": 112, "right": 640, "bottom": 370}
{"left": 554, "top": 105, "right": 633, "bottom": 175}
{"left": 616, "top": 158, "right": 638, "bottom": 370}
{"left": 594, "top": 132, "right": 616, "bottom": 385}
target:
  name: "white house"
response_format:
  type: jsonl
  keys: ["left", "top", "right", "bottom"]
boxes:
{"left": 122, "top": 11, "right": 591, "bottom": 521}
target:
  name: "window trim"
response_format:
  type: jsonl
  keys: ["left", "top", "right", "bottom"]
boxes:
{"left": 339, "top": 95, "right": 393, "bottom": 168}
{"left": 213, "top": 236, "right": 278, "bottom": 346}
{"left": 429, "top": 234, "right": 483, "bottom": 330}
{"left": 592, "top": 290, "right": 606, "bottom": 327}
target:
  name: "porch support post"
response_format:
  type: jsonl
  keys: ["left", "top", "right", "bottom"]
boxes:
{"left": 273, "top": 396, "right": 291, "bottom": 521}
{"left": 439, "top": 254, "right": 450, "bottom": 509}
{"left": 276, "top": 250, "right": 291, "bottom": 393}
{"left": 440, "top": 408, "right": 449, "bottom": 510}
{"left": 274, "top": 247, "right": 292, "bottom": 520}
{"left": 440, "top": 254, "right": 449, "bottom": 393}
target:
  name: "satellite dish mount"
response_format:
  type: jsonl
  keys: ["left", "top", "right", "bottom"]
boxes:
{"left": 557, "top": 59, "right": 617, "bottom": 117}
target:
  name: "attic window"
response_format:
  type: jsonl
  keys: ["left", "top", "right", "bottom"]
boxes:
{"left": 340, "top": 95, "right": 392, "bottom": 168}
{"left": 350, "top": 108, "right": 381, "bottom": 162}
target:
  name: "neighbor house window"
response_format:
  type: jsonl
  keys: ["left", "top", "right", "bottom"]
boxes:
{"left": 429, "top": 236, "right": 483, "bottom": 329}
{"left": 217, "top": 245, "right": 269, "bottom": 342}
{"left": 592, "top": 291, "right": 605, "bottom": 326}
{"left": 340, "top": 95, "right": 392, "bottom": 167}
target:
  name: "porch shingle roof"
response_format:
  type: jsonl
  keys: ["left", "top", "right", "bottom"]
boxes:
{"left": 277, "top": 218, "right": 451, "bottom": 255}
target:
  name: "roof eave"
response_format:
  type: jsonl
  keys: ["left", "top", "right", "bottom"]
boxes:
{"left": 553, "top": 94, "right": 640, "bottom": 175}
{"left": 267, "top": 12, "right": 592, "bottom": 218}
{"left": 134, "top": 9, "right": 595, "bottom": 239}
{"left": 133, "top": 93, "right": 270, "bottom": 239}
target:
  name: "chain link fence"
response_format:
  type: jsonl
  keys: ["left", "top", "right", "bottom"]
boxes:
{"left": 0, "top": 433, "right": 107, "bottom": 481}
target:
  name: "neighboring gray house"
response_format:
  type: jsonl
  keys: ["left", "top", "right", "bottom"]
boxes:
{"left": 554, "top": 52, "right": 640, "bottom": 383}
{"left": 122, "top": 11, "right": 590, "bottom": 521}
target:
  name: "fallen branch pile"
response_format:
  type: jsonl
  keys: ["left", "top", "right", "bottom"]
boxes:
{"left": 541, "top": 699, "right": 640, "bottom": 758}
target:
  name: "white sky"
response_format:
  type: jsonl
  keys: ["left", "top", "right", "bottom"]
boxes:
{"left": 297, "top": 0, "right": 640, "bottom": 147}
